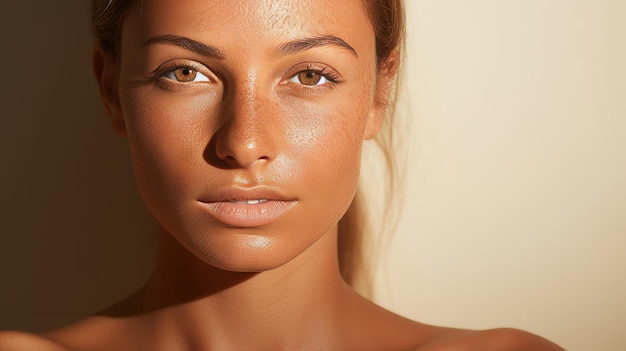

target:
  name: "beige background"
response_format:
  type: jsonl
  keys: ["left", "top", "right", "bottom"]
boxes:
{"left": 0, "top": 1, "right": 624, "bottom": 350}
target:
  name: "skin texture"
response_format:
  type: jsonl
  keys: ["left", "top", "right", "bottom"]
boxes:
{"left": 115, "top": 0, "right": 378, "bottom": 274}
{"left": 0, "top": 0, "right": 565, "bottom": 350}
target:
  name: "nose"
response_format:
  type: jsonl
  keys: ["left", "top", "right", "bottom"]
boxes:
{"left": 212, "top": 82, "right": 278, "bottom": 169}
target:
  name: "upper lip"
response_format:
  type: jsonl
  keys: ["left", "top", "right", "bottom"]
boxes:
{"left": 197, "top": 186, "right": 296, "bottom": 203}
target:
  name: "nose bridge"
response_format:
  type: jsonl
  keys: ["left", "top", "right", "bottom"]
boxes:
{"left": 214, "top": 72, "right": 276, "bottom": 168}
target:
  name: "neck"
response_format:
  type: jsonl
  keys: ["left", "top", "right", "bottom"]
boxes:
{"left": 103, "top": 225, "right": 355, "bottom": 349}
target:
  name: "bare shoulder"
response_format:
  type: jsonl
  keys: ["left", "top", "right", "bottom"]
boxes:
{"left": 419, "top": 327, "right": 565, "bottom": 351}
{"left": 343, "top": 292, "right": 564, "bottom": 351}
{"left": 0, "top": 314, "right": 131, "bottom": 351}
{"left": 0, "top": 331, "right": 71, "bottom": 351}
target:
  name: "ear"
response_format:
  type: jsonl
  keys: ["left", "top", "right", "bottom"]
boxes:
{"left": 364, "top": 50, "right": 400, "bottom": 140}
{"left": 93, "top": 46, "right": 126, "bottom": 136}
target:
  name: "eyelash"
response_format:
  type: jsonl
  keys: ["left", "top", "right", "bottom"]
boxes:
{"left": 152, "top": 60, "right": 213, "bottom": 86}
{"left": 287, "top": 64, "right": 342, "bottom": 86}
{"left": 150, "top": 61, "right": 342, "bottom": 90}
{"left": 162, "top": 67, "right": 209, "bottom": 82}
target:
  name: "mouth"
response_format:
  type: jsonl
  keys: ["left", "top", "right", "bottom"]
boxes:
{"left": 198, "top": 188, "right": 297, "bottom": 228}
{"left": 229, "top": 199, "right": 269, "bottom": 205}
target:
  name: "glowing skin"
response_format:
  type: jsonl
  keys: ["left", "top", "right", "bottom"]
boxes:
{"left": 116, "top": 0, "right": 381, "bottom": 273}
{"left": 0, "top": 1, "right": 564, "bottom": 350}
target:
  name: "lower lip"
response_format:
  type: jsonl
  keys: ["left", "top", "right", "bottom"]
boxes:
{"left": 199, "top": 200, "right": 297, "bottom": 228}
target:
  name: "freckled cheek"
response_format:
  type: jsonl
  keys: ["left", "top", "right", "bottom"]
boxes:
{"left": 280, "top": 99, "right": 369, "bottom": 206}
{"left": 120, "top": 88, "right": 219, "bottom": 197}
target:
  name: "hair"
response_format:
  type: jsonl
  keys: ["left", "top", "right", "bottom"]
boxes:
{"left": 91, "top": 0, "right": 405, "bottom": 298}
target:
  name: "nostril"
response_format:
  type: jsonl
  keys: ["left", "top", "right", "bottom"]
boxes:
{"left": 219, "top": 152, "right": 270, "bottom": 169}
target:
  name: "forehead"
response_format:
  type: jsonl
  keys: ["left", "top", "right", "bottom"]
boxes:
{"left": 123, "top": 0, "right": 374, "bottom": 56}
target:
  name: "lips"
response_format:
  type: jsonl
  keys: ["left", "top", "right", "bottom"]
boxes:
{"left": 230, "top": 199, "right": 269, "bottom": 205}
{"left": 198, "top": 187, "right": 297, "bottom": 228}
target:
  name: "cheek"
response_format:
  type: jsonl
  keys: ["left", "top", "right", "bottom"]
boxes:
{"left": 281, "top": 95, "right": 370, "bottom": 222}
{"left": 119, "top": 87, "right": 219, "bottom": 215}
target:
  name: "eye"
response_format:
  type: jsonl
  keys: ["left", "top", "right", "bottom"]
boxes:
{"left": 161, "top": 67, "right": 210, "bottom": 83}
{"left": 288, "top": 70, "right": 329, "bottom": 86}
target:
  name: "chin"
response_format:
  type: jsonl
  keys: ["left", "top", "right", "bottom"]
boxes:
{"left": 200, "top": 233, "right": 297, "bottom": 272}
{"left": 169, "top": 225, "right": 324, "bottom": 273}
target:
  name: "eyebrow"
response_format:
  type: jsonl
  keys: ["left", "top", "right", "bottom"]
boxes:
{"left": 142, "top": 34, "right": 225, "bottom": 59}
{"left": 142, "top": 34, "right": 357, "bottom": 59}
{"left": 275, "top": 35, "right": 358, "bottom": 58}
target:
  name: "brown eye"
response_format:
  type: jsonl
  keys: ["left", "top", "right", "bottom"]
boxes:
{"left": 297, "top": 71, "right": 322, "bottom": 85}
{"left": 162, "top": 67, "right": 209, "bottom": 83}
{"left": 174, "top": 68, "right": 197, "bottom": 82}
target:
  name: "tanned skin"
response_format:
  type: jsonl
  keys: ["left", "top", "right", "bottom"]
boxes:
{"left": 0, "top": 0, "right": 564, "bottom": 350}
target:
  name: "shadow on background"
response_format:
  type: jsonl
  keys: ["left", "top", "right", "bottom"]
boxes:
{"left": 0, "top": 2, "right": 156, "bottom": 331}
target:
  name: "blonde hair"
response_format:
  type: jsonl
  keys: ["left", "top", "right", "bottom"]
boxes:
{"left": 91, "top": 0, "right": 406, "bottom": 297}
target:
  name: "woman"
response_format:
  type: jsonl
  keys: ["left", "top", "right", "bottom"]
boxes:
{"left": 0, "top": 0, "right": 564, "bottom": 349}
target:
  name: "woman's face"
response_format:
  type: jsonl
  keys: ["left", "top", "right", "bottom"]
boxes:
{"left": 102, "top": 0, "right": 387, "bottom": 272}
